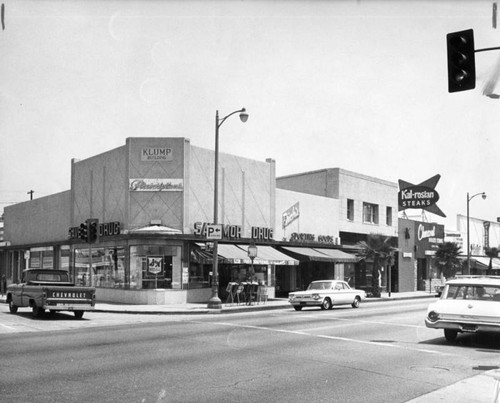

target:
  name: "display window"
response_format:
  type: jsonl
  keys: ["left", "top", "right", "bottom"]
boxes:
{"left": 74, "top": 246, "right": 126, "bottom": 288}
{"left": 188, "top": 263, "right": 210, "bottom": 288}
{"left": 59, "top": 246, "right": 70, "bottom": 270}
{"left": 130, "top": 245, "right": 182, "bottom": 290}
{"left": 29, "top": 247, "right": 54, "bottom": 269}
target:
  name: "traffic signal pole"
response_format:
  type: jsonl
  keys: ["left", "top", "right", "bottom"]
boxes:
{"left": 85, "top": 218, "right": 99, "bottom": 286}
{"left": 447, "top": 29, "right": 500, "bottom": 93}
{"left": 89, "top": 243, "right": 93, "bottom": 287}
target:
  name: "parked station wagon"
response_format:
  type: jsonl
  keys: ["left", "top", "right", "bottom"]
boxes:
{"left": 425, "top": 276, "right": 500, "bottom": 341}
{"left": 289, "top": 280, "right": 366, "bottom": 311}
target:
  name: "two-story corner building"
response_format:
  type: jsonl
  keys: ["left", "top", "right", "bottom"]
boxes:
{"left": 275, "top": 168, "right": 399, "bottom": 293}
{"left": 1, "top": 137, "right": 302, "bottom": 305}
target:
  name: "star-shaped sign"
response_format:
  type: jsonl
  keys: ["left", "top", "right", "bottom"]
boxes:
{"left": 398, "top": 174, "right": 446, "bottom": 218}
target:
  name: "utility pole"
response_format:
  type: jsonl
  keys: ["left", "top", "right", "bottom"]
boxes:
{"left": 27, "top": 190, "right": 34, "bottom": 200}
{"left": 494, "top": 3, "right": 497, "bottom": 29}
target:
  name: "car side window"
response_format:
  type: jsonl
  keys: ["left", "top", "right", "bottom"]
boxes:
{"left": 446, "top": 285, "right": 461, "bottom": 299}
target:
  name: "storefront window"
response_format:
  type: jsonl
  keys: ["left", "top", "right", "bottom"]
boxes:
{"left": 59, "top": 246, "right": 70, "bottom": 270}
{"left": 188, "top": 263, "right": 210, "bottom": 288}
{"left": 29, "top": 251, "right": 41, "bottom": 268}
{"left": 74, "top": 246, "right": 126, "bottom": 288}
{"left": 29, "top": 247, "right": 54, "bottom": 269}
{"left": 130, "top": 245, "right": 182, "bottom": 290}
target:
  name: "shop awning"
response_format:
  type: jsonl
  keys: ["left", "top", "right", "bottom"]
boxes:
{"left": 191, "top": 243, "right": 299, "bottom": 265}
{"left": 237, "top": 245, "right": 299, "bottom": 266}
{"left": 217, "top": 244, "right": 257, "bottom": 264}
{"left": 282, "top": 247, "right": 358, "bottom": 263}
{"left": 130, "top": 225, "right": 182, "bottom": 234}
{"left": 312, "top": 248, "right": 359, "bottom": 263}
{"left": 470, "top": 257, "right": 500, "bottom": 270}
{"left": 281, "top": 247, "right": 337, "bottom": 263}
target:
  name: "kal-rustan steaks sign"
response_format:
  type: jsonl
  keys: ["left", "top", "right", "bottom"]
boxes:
{"left": 398, "top": 174, "right": 446, "bottom": 218}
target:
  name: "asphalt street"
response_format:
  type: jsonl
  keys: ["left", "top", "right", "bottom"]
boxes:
{"left": 1, "top": 295, "right": 500, "bottom": 402}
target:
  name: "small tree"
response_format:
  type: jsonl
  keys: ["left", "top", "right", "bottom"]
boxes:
{"left": 434, "top": 242, "right": 462, "bottom": 280}
{"left": 357, "top": 234, "right": 397, "bottom": 298}
{"left": 484, "top": 247, "right": 500, "bottom": 275}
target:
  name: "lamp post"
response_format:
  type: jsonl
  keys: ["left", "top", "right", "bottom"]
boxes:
{"left": 207, "top": 108, "right": 249, "bottom": 309}
{"left": 247, "top": 242, "right": 258, "bottom": 277}
{"left": 247, "top": 242, "right": 258, "bottom": 305}
{"left": 466, "top": 191, "right": 486, "bottom": 275}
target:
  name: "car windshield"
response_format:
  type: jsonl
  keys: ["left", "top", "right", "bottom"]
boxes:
{"left": 307, "top": 282, "right": 332, "bottom": 290}
{"left": 445, "top": 285, "right": 500, "bottom": 301}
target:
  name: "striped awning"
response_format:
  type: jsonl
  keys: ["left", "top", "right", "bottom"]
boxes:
{"left": 191, "top": 243, "right": 298, "bottom": 266}
{"left": 312, "top": 248, "right": 359, "bottom": 263}
{"left": 470, "top": 257, "right": 500, "bottom": 270}
{"left": 237, "top": 245, "right": 299, "bottom": 266}
{"left": 282, "top": 247, "right": 358, "bottom": 263}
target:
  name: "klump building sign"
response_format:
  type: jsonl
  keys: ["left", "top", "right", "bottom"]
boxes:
{"left": 398, "top": 174, "right": 446, "bottom": 218}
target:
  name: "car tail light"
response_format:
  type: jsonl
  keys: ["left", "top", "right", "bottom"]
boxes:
{"left": 428, "top": 311, "right": 439, "bottom": 322}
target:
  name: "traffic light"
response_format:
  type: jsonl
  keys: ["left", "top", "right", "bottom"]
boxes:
{"left": 87, "top": 219, "right": 99, "bottom": 244}
{"left": 447, "top": 29, "right": 476, "bottom": 93}
{"left": 79, "top": 222, "right": 88, "bottom": 242}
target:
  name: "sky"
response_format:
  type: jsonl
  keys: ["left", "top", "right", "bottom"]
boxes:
{"left": 1, "top": 0, "right": 500, "bottom": 231}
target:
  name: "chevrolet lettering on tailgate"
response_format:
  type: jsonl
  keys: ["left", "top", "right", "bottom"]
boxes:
{"left": 6, "top": 269, "right": 96, "bottom": 319}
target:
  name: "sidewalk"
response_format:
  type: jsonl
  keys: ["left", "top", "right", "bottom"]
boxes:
{"left": 0, "top": 291, "right": 437, "bottom": 315}
{"left": 93, "top": 290, "right": 437, "bottom": 315}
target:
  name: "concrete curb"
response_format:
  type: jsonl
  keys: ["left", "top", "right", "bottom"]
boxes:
{"left": 1, "top": 292, "right": 438, "bottom": 315}
{"left": 92, "top": 293, "right": 438, "bottom": 315}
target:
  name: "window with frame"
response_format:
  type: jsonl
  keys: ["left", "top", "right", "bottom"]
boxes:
{"left": 74, "top": 246, "right": 126, "bottom": 288}
{"left": 347, "top": 199, "right": 354, "bottom": 221}
{"left": 386, "top": 206, "right": 393, "bottom": 226}
{"left": 363, "top": 202, "right": 379, "bottom": 224}
{"left": 130, "top": 245, "right": 182, "bottom": 290}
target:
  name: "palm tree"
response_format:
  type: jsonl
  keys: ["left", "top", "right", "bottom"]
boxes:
{"left": 433, "top": 242, "right": 462, "bottom": 280}
{"left": 484, "top": 247, "right": 500, "bottom": 275}
{"left": 356, "top": 234, "right": 397, "bottom": 298}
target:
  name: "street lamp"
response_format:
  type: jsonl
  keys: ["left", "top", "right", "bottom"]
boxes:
{"left": 207, "top": 108, "right": 249, "bottom": 309}
{"left": 247, "top": 242, "right": 258, "bottom": 277}
{"left": 247, "top": 242, "right": 258, "bottom": 305}
{"left": 466, "top": 191, "right": 486, "bottom": 275}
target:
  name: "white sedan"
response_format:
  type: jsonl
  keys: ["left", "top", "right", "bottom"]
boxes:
{"left": 425, "top": 276, "right": 500, "bottom": 341}
{"left": 289, "top": 280, "right": 366, "bottom": 311}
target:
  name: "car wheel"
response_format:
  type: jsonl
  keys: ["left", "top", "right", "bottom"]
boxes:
{"left": 444, "top": 329, "right": 458, "bottom": 341}
{"left": 74, "top": 311, "right": 84, "bottom": 319}
{"left": 32, "top": 303, "right": 44, "bottom": 318}
{"left": 320, "top": 298, "right": 332, "bottom": 310}
{"left": 351, "top": 297, "right": 361, "bottom": 308}
{"left": 9, "top": 300, "right": 18, "bottom": 313}
{"left": 293, "top": 306, "right": 302, "bottom": 311}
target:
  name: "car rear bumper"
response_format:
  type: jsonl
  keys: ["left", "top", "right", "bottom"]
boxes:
{"left": 425, "top": 318, "right": 500, "bottom": 333}
{"left": 43, "top": 303, "right": 95, "bottom": 311}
